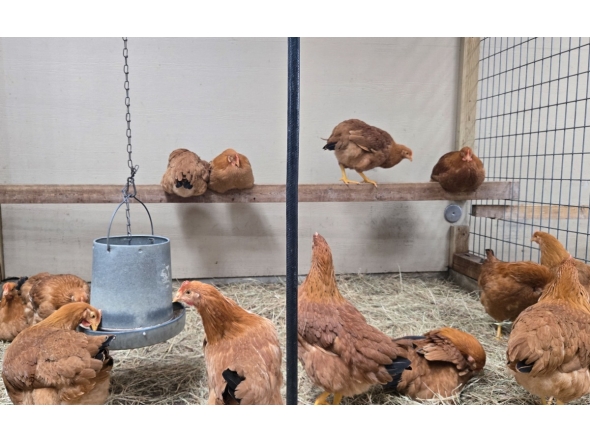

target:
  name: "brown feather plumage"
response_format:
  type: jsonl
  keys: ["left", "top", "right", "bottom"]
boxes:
{"left": 0, "top": 282, "right": 30, "bottom": 342}
{"left": 26, "top": 273, "right": 90, "bottom": 325}
{"left": 430, "top": 147, "right": 485, "bottom": 192}
{"left": 531, "top": 230, "right": 590, "bottom": 291}
{"left": 506, "top": 257, "right": 590, "bottom": 404}
{"left": 297, "top": 233, "right": 405, "bottom": 401}
{"left": 208, "top": 148, "right": 254, "bottom": 194}
{"left": 478, "top": 249, "right": 553, "bottom": 325}
{"left": 160, "top": 148, "right": 211, "bottom": 197}
{"left": 174, "top": 281, "right": 283, "bottom": 405}
{"left": 391, "top": 327, "right": 486, "bottom": 399}
{"left": 324, "top": 119, "right": 412, "bottom": 180}
{"left": 1, "top": 302, "right": 114, "bottom": 405}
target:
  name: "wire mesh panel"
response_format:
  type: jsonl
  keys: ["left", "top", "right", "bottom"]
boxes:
{"left": 470, "top": 37, "right": 590, "bottom": 263}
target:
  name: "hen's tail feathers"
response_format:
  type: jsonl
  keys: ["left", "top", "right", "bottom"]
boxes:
{"left": 222, "top": 369, "right": 245, "bottom": 405}
{"left": 16, "top": 276, "right": 29, "bottom": 291}
{"left": 175, "top": 179, "right": 193, "bottom": 190}
{"left": 323, "top": 142, "right": 336, "bottom": 151}
{"left": 514, "top": 360, "right": 534, "bottom": 373}
{"left": 382, "top": 357, "right": 412, "bottom": 392}
{"left": 95, "top": 335, "right": 116, "bottom": 362}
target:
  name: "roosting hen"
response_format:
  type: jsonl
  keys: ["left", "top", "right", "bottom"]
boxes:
{"left": 0, "top": 281, "right": 30, "bottom": 342}
{"left": 161, "top": 148, "right": 211, "bottom": 197}
{"left": 430, "top": 146, "right": 485, "bottom": 193}
{"left": 506, "top": 257, "right": 590, "bottom": 405}
{"left": 2, "top": 302, "right": 115, "bottom": 405}
{"left": 323, "top": 119, "right": 413, "bottom": 187}
{"left": 208, "top": 148, "right": 254, "bottom": 194}
{"left": 27, "top": 273, "right": 90, "bottom": 325}
{"left": 531, "top": 230, "right": 590, "bottom": 291}
{"left": 297, "top": 232, "right": 406, "bottom": 405}
{"left": 384, "top": 327, "right": 486, "bottom": 400}
{"left": 478, "top": 249, "right": 553, "bottom": 338}
{"left": 174, "top": 281, "right": 284, "bottom": 405}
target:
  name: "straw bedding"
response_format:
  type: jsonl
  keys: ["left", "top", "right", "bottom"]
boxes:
{"left": 1, "top": 272, "right": 589, "bottom": 405}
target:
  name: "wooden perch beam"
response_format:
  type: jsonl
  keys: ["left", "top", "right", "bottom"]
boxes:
{"left": 472, "top": 203, "right": 588, "bottom": 221}
{"left": 0, "top": 182, "right": 519, "bottom": 204}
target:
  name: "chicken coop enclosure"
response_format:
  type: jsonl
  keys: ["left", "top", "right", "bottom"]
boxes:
{"left": 467, "top": 37, "right": 590, "bottom": 266}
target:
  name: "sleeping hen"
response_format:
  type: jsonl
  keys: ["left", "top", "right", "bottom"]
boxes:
{"left": 323, "top": 119, "right": 413, "bottom": 187}
{"left": 506, "top": 257, "right": 590, "bottom": 405}
{"left": 0, "top": 281, "right": 30, "bottom": 342}
{"left": 208, "top": 148, "right": 254, "bottom": 194}
{"left": 478, "top": 249, "right": 553, "bottom": 338}
{"left": 161, "top": 148, "right": 211, "bottom": 197}
{"left": 2, "top": 302, "right": 115, "bottom": 405}
{"left": 26, "top": 273, "right": 90, "bottom": 325}
{"left": 174, "top": 281, "right": 284, "bottom": 405}
{"left": 385, "top": 327, "right": 486, "bottom": 400}
{"left": 430, "top": 146, "right": 485, "bottom": 193}
{"left": 298, "top": 232, "right": 406, "bottom": 405}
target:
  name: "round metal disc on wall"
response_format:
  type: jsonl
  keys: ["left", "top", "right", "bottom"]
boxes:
{"left": 444, "top": 204, "right": 463, "bottom": 223}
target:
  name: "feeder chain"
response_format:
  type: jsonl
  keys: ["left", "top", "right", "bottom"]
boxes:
{"left": 122, "top": 37, "right": 139, "bottom": 237}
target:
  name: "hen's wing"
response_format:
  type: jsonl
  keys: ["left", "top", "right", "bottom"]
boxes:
{"left": 507, "top": 303, "right": 590, "bottom": 377}
{"left": 207, "top": 319, "right": 283, "bottom": 405}
{"left": 2, "top": 328, "right": 114, "bottom": 404}
{"left": 299, "top": 298, "right": 401, "bottom": 385}
{"left": 430, "top": 152, "right": 456, "bottom": 180}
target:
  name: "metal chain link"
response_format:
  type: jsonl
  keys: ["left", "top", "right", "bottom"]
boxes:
{"left": 122, "top": 37, "right": 138, "bottom": 237}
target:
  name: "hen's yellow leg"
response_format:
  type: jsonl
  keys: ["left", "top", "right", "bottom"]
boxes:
{"left": 495, "top": 324, "right": 502, "bottom": 339}
{"left": 556, "top": 399, "right": 565, "bottom": 405}
{"left": 339, "top": 164, "right": 360, "bottom": 185}
{"left": 540, "top": 397, "right": 548, "bottom": 405}
{"left": 314, "top": 391, "right": 331, "bottom": 405}
{"left": 332, "top": 393, "right": 343, "bottom": 405}
{"left": 358, "top": 172, "right": 378, "bottom": 187}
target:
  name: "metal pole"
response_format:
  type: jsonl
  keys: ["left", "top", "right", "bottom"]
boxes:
{"left": 286, "top": 37, "right": 300, "bottom": 405}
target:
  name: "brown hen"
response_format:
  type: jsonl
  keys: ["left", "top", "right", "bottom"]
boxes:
{"left": 27, "top": 273, "right": 90, "bottom": 325}
{"left": 174, "top": 281, "right": 284, "bottom": 405}
{"left": 208, "top": 148, "right": 254, "bottom": 194}
{"left": 0, "top": 281, "right": 30, "bottom": 342}
{"left": 1, "top": 302, "right": 115, "bottom": 405}
{"left": 323, "top": 119, "right": 413, "bottom": 187}
{"left": 298, "top": 232, "right": 405, "bottom": 405}
{"left": 430, "top": 147, "right": 485, "bottom": 192}
{"left": 506, "top": 257, "right": 590, "bottom": 405}
{"left": 385, "top": 327, "right": 486, "bottom": 400}
{"left": 478, "top": 249, "right": 553, "bottom": 338}
{"left": 531, "top": 230, "right": 590, "bottom": 291}
{"left": 160, "top": 148, "right": 211, "bottom": 197}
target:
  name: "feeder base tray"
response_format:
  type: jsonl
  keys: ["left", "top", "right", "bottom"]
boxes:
{"left": 79, "top": 302, "right": 186, "bottom": 350}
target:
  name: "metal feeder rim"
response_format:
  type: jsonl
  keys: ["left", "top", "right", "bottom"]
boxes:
{"left": 78, "top": 302, "right": 186, "bottom": 350}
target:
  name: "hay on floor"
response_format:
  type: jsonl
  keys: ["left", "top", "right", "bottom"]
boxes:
{"left": 1, "top": 273, "right": 589, "bottom": 405}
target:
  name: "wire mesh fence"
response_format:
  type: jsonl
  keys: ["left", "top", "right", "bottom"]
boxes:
{"left": 470, "top": 37, "right": 590, "bottom": 263}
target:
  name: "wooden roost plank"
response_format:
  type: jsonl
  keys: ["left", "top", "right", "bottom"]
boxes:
{"left": 0, "top": 182, "right": 518, "bottom": 204}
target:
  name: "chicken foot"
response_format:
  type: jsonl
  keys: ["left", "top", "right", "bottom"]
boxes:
{"left": 495, "top": 324, "right": 502, "bottom": 339}
{"left": 314, "top": 391, "right": 343, "bottom": 405}
{"left": 357, "top": 172, "right": 378, "bottom": 187}
{"left": 314, "top": 391, "right": 332, "bottom": 405}
{"left": 339, "top": 164, "right": 360, "bottom": 185}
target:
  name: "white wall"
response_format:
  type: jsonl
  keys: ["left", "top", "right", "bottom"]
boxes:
{"left": 0, "top": 37, "right": 461, "bottom": 280}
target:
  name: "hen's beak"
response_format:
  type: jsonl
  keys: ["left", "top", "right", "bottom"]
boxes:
{"left": 91, "top": 319, "right": 100, "bottom": 331}
{"left": 173, "top": 293, "right": 181, "bottom": 303}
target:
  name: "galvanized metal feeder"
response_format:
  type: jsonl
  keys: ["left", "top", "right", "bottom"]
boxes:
{"left": 80, "top": 38, "right": 185, "bottom": 349}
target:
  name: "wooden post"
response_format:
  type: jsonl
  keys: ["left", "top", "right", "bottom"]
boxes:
{"left": 0, "top": 204, "right": 4, "bottom": 280}
{"left": 456, "top": 37, "right": 480, "bottom": 151}
{"left": 448, "top": 225, "right": 469, "bottom": 266}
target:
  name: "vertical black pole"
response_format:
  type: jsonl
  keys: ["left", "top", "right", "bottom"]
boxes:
{"left": 286, "top": 37, "right": 300, "bottom": 405}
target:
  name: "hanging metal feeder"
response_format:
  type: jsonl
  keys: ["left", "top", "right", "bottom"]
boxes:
{"left": 81, "top": 201, "right": 185, "bottom": 350}
{"left": 80, "top": 37, "right": 185, "bottom": 349}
